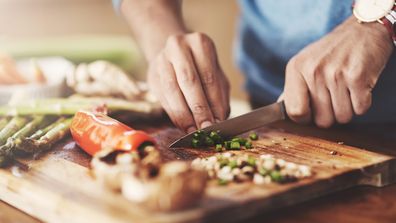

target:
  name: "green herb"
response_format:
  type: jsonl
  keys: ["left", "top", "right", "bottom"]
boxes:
{"left": 204, "top": 136, "right": 214, "bottom": 146}
{"left": 230, "top": 141, "right": 241, "bottom": 150}
{"left": 249, "top": 132, "right": 258, "bottom": 141}
{"left": 215, "top": 144, "right": 223, "bottom": 152}
{"left": 247, "top": 156, "right": 256, "bottom": 166}
{"left": 191, "top": 138, "right": 200, "bottom": 148}
{"left": 259, "top": 167, "right": 269, "bottom": 176}
{"left": 228, "top": 160, "right": 238, "bottom": 169}
{"left": 270, "top": 170, "right": 283, "bottom": 182}
{"left": 218, "top": 158, "right": 229, "bottom": 168}
{"left": 224, "top": 141, "right": 231, "bottom": 149}
{"left": 231, "top": 137, "right": 247, "bottom": 146}
{"left": 245, "top": 141, "right": 253, "bottom": 149}
{"left": 209, "top": 131, "right": 223, "bottom": 144}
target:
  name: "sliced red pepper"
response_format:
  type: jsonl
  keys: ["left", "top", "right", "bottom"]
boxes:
{"left": 70, "top": 110, "right": 155, "bottom": 156}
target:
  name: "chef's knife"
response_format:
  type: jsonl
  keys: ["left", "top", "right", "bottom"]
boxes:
{"left": 169, "top": 101, "right": 286, "bottom": 148}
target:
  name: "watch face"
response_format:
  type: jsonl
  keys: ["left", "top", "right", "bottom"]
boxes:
{"left": 354, "top": 0, "right": 395, "bottom": 22}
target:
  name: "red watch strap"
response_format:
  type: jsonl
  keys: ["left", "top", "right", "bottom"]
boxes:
{"left": 380, "top": 5, "right": 396, "bottom": 46}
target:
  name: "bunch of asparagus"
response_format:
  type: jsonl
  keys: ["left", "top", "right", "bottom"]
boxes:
{"left": 0, "top": 115, "right": 72, "bottom": 167}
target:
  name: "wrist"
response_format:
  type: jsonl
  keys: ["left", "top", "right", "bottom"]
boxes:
{"left": 121, "top": 0, "right": 187, "bottom": 61}
{"left": 348, "top": 16, "right": 394, "bottom": 53}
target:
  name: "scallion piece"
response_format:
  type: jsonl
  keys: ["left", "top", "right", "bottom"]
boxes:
{"left": 191, "top": 138, "right": 200, "bottom": 148}
{"left": 230, "top": 141, "right": 241, "bottom": 150}
{"left": 245, "top": 141, "right": 253, "bottom": 149}
{"left": 270, "top": 170, "right": 283, "bottom": 182}
{"left": 249, "top": 132, "right": 258, "bottom": 140}
{"left": 215, "top": 144, "right": 223, "bottom": 152}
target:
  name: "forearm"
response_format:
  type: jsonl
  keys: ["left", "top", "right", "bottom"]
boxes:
{"left": 121, "top": 0, "right": 187, "bottom": 61}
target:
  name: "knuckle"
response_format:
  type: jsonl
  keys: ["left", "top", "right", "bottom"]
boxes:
{"left": 327, "top": 70, "right": 343, "bottom": 85}
{"left": 200, "top": 70, "right": 215, "bottom": 85}
{"left": 346, "top": 73, "right": 364, "bottom": 86}
{"left": 161, "top": 75, "right": 177, "bottom": 90}
{"left": 179, "top": 68, "right": 198, "bottom": 84}
{"left": 166, "top": 35, "right": 185, "bottom": 47}
{"left": 190, "top": 32, "right": 211, "bottom": 44}
{"left": 192, "top": 104, "right": 209, "bottom": 115}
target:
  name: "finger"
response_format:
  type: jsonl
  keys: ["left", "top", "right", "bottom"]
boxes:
{"left": 157, "top": 57, "right": 197, "bottom": 132}
{"left": 284, "top": 63, "right": 311, "bottom": 124}
{"left": 347, "top": 75, "right": 373, "bottom": 115}
{"left": 167, "top": 41, "right": 215, "bottom": 129}
{"left": 350, "top": 88, "right": 372, "bottom": 115}
{"left": 310, "top": 85, "right": 335, "bottom": 128}
{"left": 220, "top": 71, "right": 231, "bottom": 119}
{"left": 327, "top": 79, "right": 353, "bottom": 124}
{"left": 187, "top": 34, "right": 228, "bottom": 121}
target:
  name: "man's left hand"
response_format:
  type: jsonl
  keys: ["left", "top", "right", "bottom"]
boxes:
{"left": 282, "top": 16, "right": 394, "bottom": 128}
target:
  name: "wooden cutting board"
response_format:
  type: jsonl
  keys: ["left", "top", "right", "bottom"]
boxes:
{"left": 0, "top": 120, "right": 395, "bottom": 223}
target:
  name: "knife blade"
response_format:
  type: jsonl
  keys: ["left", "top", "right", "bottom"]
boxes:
{"left": 169, "top": 101, "right": 286, "bottom": 148}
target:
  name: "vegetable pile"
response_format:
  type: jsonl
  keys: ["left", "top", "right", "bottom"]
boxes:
{"left": 70, "top": 111, "right": 207, "bottom": 212}
{"left": 192, "top": 152, "right": 312, "bottom": 185}
{"left": 191, "top": 130, "right": 259, "bottom": 151}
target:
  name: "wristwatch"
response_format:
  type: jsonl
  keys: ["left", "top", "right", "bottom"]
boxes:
{"left": 353, "top": 0, "right": 396, "bottom": 45}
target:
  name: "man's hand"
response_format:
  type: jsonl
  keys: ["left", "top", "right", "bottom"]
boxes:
{"left": 121, "top": 1, "right": 230, "bottom": 132}
{"left": 147, "top": 33, "right": 230, "bottom": 132}
{"left": 283, "top": 16, "right": 394, "bottom": 128}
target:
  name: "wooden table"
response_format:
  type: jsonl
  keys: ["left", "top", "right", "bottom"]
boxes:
{"left": 1, "top": 120, "right": 396, "bottom": 223}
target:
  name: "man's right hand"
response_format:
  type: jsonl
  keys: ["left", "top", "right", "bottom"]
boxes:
{"left": 147, "top": 32, "right": 230, "bottom": 133}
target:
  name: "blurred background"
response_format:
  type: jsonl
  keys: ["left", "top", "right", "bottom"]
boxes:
{"left": 0, "top": 0, "right": 247, "bottom": 100}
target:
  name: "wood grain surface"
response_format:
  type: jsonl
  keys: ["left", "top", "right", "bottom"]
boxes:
{"left": 0, "top": 119, "right": 396, "bottom": 223}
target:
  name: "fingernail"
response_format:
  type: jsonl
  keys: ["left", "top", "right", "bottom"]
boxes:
{"left": 215, "top": 118, "right": 221, "bottom": 123}
{"left": 187, "top": 126, "right": 197, "bottom": 133}
{"left": 200, "top": 121, "right": 212, "bottom": 129}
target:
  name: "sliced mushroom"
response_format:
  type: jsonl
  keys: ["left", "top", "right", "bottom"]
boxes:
{"left": 91, "top": 147, "right": 207, "bottom": 212}
{"left": 67, "top": 61, "right": 156, "bottom": 101}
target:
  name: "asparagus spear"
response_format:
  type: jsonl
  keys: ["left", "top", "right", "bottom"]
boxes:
{"left": 0, "top": 117, "right": 9, "bottom": 130}
{"left": 0, "top": 97, "right": 161, "bottom": 116}
{"left": 0, "top": 116, "right": 30, "bottom": 146}
{"left": 29, "top": 117, "right": 66, "bottom": 140}
{"left": 0, "top": 116, "right": 30, "bottom": 166}
{"left": 18, "top": 117, "right": 72, "bottom": 154}
{"left": 9, "top": 115, "right": 56, "bottom": 153}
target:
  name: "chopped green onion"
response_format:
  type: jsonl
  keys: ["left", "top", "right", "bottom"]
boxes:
{"left": 219, "top": 158, "right": 229, "bottom": 168}
{"left": 230, "top": 141, "right": 241, "bottom": 150}
{"left": 215, "top": 144, "right": 223, "bottom": 152}
{"left": 247, "top": 156, "right": 256, "bottom": 166}
{"left": 228, "top": 160, "right": 238, "bottom": 169}
{"left": 191, "top": 138, "right": 200, "bottom": 148}
{"left": 245, "top": 141, "right": 253, "bottom": 149}
{"left": 209, "top": 131, "right": 223, "bottom": 144}
{"left": 204, "top": 136, "right": 214, "bottom": 146}
{"left": 270, "top": 170, "right": 283, "bottom": 182}
{"left": 249, "top": 132, "right": 258, "bottom": 140}
{"left": 259, "top": 167, "right": 269, "bottom": 176}
{"left": 224, "top": 141, "right": 231, "bottom": 149}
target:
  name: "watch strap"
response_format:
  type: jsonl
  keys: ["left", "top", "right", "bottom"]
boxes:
{"left": 380, "top": 6, "right": 396, "bottom": 46}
